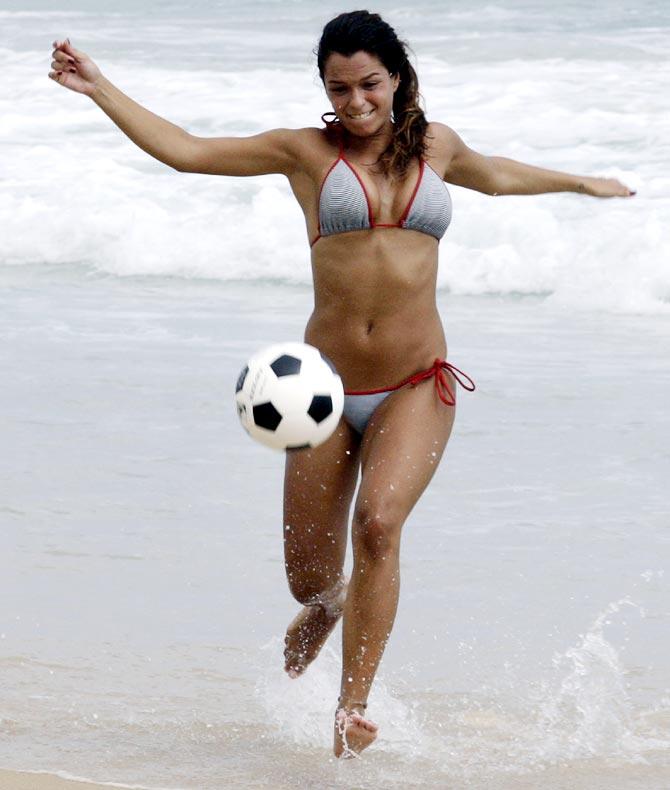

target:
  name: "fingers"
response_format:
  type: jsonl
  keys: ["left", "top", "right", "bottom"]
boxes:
{"left": 51, "top": 52, "right": 77, "bottom": 74}
{"left": 595, "top": 177, "right": 636, "bottom": 199}
{"left": 51, "top": 37, "right": 85, "bottom": 63}
{"left": 51, "top": 38, "right": 75, "bottom": 77}
{"left": 612, "top": 179, "right": 636, "bottom": 198}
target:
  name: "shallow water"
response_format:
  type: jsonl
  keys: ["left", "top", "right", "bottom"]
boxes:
{"left": 2, "top": 0, "right": 670, "bottom": 784}
{"left": 1, "top": 266, "right": 669, "bottom": 787}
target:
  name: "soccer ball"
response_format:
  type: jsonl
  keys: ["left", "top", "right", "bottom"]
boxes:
{"left": 235, "top": 342, "right": 344, "bottom": 451}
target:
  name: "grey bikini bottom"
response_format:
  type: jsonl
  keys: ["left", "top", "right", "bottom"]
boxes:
{"left": 341, "top": 391, "right": 392, "bottom": 435}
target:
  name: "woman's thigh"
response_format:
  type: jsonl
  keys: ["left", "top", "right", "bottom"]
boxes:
{"left": 283, "top": 418, "right": 361, "bottom": 594}
{"left": 354, "top": 377, "right": 457, "bottom": 533}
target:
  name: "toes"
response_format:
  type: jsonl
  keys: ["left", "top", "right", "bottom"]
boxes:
{"left": 348, "top": 713, "right": 378, "bottom": 732}
{"left": 284, "top": 653, "right": 306, "bottom": 676}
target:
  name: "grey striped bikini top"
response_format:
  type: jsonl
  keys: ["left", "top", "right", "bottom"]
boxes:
{"left": 311, "top": 140, "right": 452, "bottom": 247}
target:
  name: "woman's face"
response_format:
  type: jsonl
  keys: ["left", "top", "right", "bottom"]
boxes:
{"left": 323, "top": 51, "right": 399, "bottom": 138}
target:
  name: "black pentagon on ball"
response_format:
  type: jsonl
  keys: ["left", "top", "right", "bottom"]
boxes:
{"left": 235, "top": 365, "right": 249, "bottom": 393}
{"left": 270, "top": 354, "right": 301, "bottom": 377}
{"left": 253, "top": 401, "right": 282, "bottom": 431}
{"left": 308, "top": 394, "right": 333, "bottom": 424}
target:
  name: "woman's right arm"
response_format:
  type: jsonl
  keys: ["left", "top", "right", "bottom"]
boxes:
{"left": 49, "top": 39, "right": 298, "bottom": 177}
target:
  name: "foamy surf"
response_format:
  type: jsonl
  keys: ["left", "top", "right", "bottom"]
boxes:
{"left": 3, "top": 4, "right": 669, "bottom": 312}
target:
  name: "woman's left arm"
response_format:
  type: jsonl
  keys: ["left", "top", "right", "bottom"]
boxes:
{"left": 437, "top": 124, "right": 635, "bottom": 198}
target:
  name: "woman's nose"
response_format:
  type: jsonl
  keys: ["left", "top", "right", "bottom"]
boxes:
{"left": 348, "top": 88, "right": 366, "bottom": 110}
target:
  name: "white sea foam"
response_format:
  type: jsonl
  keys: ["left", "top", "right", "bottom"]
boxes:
{"left": 2, "top": 6, "right": 669, "bottom": 312}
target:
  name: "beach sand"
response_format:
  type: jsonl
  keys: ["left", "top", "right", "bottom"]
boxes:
{"left": 0, "top": 769, "right": 158, "bottom": 790}
{"left": 2, "top": 761, "right": 669, "bottom": 790}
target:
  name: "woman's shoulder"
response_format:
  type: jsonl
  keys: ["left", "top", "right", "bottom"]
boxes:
{"left": 424, "top": 123, "right": 465, "bottom": 177}
{"left": 426, "top": 122, "right": 461, "bottom": 154}
{"left": 281, "top": 126, "right": 338, "bottom": 157}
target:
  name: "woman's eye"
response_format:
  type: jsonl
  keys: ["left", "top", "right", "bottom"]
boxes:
{"left": 363, "top": 83, "right": 380, "bottom": 90}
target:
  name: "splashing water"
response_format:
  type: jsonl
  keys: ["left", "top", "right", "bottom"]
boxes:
{"left": 253, "top": 600, "right": 670, "bottom": 784}
{"left": 534, "top": 598, "right": 641, "bottom": 761}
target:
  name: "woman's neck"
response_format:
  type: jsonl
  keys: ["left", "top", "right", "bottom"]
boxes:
{"left": 344, "top": 120, "right": 394, "bottom": 163}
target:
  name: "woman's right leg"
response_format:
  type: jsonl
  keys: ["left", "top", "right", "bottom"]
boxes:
{"left": 283, "top": 419, "right": 361, "bottom": 677}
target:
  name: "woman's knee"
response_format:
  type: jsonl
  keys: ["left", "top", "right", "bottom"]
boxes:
{"left": 352, "top": 501, "right": 403, "bottom": 563}
{"left": 285, "top": 563, "right": 344, "bottom": 606}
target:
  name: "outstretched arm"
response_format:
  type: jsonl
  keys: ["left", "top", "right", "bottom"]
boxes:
{"left": 438, "top": 125, "right": 635, "bottom": 198}
{"left": 49, "top": 39, "right": 298, "bottom": 177}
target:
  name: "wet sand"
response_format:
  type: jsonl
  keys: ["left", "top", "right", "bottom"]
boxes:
{"left": 0, "top": 769, "right": 161, "bottom": 790}
{"left": 2, "top": 761, "right": 669, "bottom": 790}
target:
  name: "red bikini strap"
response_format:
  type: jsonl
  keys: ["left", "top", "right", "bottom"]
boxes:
{"left": 344, "top": 359, "right": 476, "bottom": 405}
{"left": 401, "top": 359, "right": 476, "bottom": 406}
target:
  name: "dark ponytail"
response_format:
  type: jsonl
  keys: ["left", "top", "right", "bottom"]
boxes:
{"left": 389, "top": 57, "right": 428, "bottom": 176}
{"left": 316, "top": 10, "right": 428, "bottom": 177}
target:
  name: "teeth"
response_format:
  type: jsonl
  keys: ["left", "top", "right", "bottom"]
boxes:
{"left": 348, "top": 110, "right": 373, "bottom": 119}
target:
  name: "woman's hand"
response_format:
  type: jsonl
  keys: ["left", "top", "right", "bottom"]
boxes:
{"left": 580, "top": 176, "right": 636, "bottom": 198}
{"left": 49, "top": 39, "right": 101, "bottom": 96}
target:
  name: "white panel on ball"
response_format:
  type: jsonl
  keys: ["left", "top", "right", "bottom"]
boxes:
{"left": 235, "top": 342, "right": 344, "bottom": 451}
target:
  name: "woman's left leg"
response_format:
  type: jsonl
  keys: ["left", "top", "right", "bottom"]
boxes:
{"left": 334, "top": 378, "right": 457, "bottom": 756}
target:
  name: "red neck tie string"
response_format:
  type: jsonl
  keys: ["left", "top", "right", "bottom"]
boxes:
{"left": 344, "top": 359, "right": 476, "bottom": 405}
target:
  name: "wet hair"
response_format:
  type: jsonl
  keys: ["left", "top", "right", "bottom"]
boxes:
{"left": 317, "top": 10, "right": 428, "bottom": 177}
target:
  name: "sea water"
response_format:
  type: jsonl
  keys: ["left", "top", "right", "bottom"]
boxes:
{"left": 1, "top": 1, "right": 669, "bottom": 787}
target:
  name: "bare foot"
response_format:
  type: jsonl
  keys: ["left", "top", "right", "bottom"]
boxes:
{"left": 284, "top": 581, "right": 346, "bottom": 678}
{"left": 334, "top": 707, "right": 378, "bottom": 758}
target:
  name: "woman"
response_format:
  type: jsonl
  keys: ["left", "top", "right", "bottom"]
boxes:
{"left": 49, "top": 10, "right": 634, "bottom": 758}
